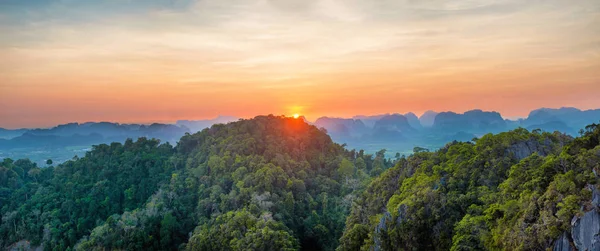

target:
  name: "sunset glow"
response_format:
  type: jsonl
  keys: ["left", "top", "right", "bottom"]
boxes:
{"left": 1, "top": 0, "right": 599, "bottom": 128}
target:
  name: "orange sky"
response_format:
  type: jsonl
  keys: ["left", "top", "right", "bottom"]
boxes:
{"left": 1, "top": 0, "right": 599, "bottom": 128}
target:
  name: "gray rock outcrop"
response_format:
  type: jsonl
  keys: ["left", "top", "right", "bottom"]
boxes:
{"left": 592, "top": 186, "right": 600, "bottom": 208}
{"left": 553, "top": 232, "right": 574, "bottom": 251}
{"left": 507, "top": 138, "right": 555, "bottom": 160}
{"left": 373, "top": 212, "right": 392, "bottom": 251}
{"left": 571, "top": 209, "right": 600, "bottom": 251}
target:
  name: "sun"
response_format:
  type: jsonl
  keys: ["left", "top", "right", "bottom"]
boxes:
{"left": 293, "top": 114, "right": 300, "bottom": 119}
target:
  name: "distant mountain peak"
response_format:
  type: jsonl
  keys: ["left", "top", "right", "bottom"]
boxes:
{"left": 404, "top": 112, "right": 423, "bottom": 129}
{"left": 314, "top": 117, "right": 368, "bottom": 138}
{"left": 433, "top": 110, "right": 506, "bottom": 133}
{"left": 374, "top": 114, "right": 416, "bottom": 133}
{"left": 419, "top": 110, "right": 438, "bottom": 127}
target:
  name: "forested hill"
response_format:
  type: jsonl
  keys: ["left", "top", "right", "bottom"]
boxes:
{"left": 0, "top": 115, "right": 391, "bottom": 250}
{"left": 339, "top": 123, "right": 600, "bottom": 251}
{"left": 1, "top": 116, "right": 599, "bottom": 251}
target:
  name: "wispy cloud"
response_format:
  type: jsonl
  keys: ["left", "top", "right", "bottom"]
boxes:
{"left": 0, "top": 0, "right": 599, "bottom": 127}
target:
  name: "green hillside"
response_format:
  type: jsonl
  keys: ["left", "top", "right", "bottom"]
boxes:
{"left": 1, "top": 115, "right": 390, "bottom": 250}
{"left": 338, "top": 124, "right": 600, "bottom": 251}
{"left": 1, "top": 116, "right": 599, "bottom": 251}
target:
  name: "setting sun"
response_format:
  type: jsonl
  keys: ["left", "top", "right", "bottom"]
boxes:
{"left": 1, "top": 1, "right": 600, "bottom": 250}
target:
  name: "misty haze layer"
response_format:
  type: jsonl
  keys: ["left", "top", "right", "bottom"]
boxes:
{"left": 2, "top": 107, "right": 599, "bottom": 165}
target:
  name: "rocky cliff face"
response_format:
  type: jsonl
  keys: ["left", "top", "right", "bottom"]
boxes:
{"left": 506, "top": 138, "right": 556, "bottom": 160}
{"left": 373, "top": 212, "right": 392, "bottom": 251}
{"left": 571, "top": 209, "right": 600, "bottom": 251}
{"left": 553, "top": 185, "right": 600, "bottom": 251}
{"left": 553, "top": 232, "right": 574, "bottom": 251}
{"left": 373, "top": 204, "right": 408, "bottom": 251}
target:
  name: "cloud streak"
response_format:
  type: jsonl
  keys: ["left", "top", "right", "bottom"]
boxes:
{"left": 0, "top": 0, "right": 599, "bottom": 128}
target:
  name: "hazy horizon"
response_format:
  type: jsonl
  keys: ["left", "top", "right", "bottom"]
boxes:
{"left": 1, "top": 105, "right": 597, "bottom": 129}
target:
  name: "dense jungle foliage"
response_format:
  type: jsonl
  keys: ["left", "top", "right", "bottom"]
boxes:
{"left": 0, "top": 116, "right": 392, "bottom": 250}
{"left": 1, "top": 116, "right": 598, "bottom": 251}
{"left": 338, "top": 123, "right": 600, "bottom": 251}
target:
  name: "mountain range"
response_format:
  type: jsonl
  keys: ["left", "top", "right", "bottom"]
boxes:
{"left": 1, "top": 107, "right": 599, "bottom": 165}
{"left": 0, "top": 117, "right": 236, "bottom": 165}
{"left": 314, "top": 107, "right": 600, "bottom": 154}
